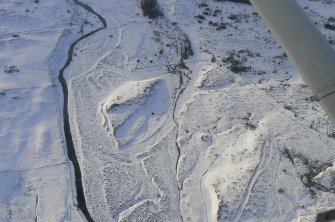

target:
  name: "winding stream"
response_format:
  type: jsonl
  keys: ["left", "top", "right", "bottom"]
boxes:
{"left": 58, "top": 1, "right": 107, "bottom": 221}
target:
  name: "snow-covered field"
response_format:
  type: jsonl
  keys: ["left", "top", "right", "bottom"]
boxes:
{"left": 0, "top": 1, "right": 86, "bottom": 221}
{"left": 1, "top": 0, "right": 335, "bottom": 221}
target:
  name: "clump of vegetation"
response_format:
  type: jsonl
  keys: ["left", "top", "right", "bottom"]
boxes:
{"left": 222, "top": 51, "right": 251, "bottom": 73}
{"left": 324, "top": 23, "right": 335, "bottom": 30}
{"left": 208, "top": 21, "right": 227, "bottom": 30}
{"left": 245, "top": 122, "right": 257, "bottom": 130}
{"left": 227, "top": 12, "right": 251, "bottom": 23}
{"left": 217, "top": 200, "right": 229, "bottom": 221}
{"left": 253, "top": 70, "right": 267, "bottom": 75}
{"left": 203, "top": 8, "right": 212, "bottom": 16}
{"left": 211, "top": 55, "right": 216, "bottom": 63}
{"left": 195, "top": 4, "right": 224, "bottom": 24}
{"left": 230, "top": 64, "right": 250, "bottom": 73}
{"left": 252, "top": 12, "right": 259, "bottom": 17}
{"left": 277, "top": 188, "right": 285, "bottom": 193}
{"left": 243, "top": 112, "right": 257, "bottom": 130}
{"left": 140, "top": 0, "right": 163, "bottom": 19}
{"left": 4, "top": 65, "right": 19, "bottom": 74}
{"left": 198, "top": 3, "right": 208, "bottom": 8}
{"left": 283, "top": 104, "right": 298, "bottom": 116}
{"left": 228, "top": 13, "right": 239, "bottom": 21}
{"left": 180, "top": 37, "right": 194, "bottom": 60}
{"left": 238, "top": 49, "right": 254, "bottom": 57}
{"left": 167, "top": 61, "right": 191, "bottom": 78}
{"left": 195, "top": 14, "right": 205, "bottom": 20}
{"left": 283, "top": 104, "right": 293, "bottom": 111}
{"left": 195, "top": 14, "right": 205, "bottom": 23}
{"left": 213, "top": 9, "right": 222, "bottom": 17}
{"left": 216, "top": 23, "right": 227, "bottom": 30}
{"left": 324, "top": 16, "right": 335, "bottom": 30}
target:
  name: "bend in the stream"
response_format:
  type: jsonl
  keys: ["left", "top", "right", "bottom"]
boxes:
{"left": 58, "top": 1, "right": 107, "bottom": 221}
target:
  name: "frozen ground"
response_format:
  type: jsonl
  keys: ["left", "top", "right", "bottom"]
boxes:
{"left": 0, "top": 0, "right": 88, "bottom": 221}
{"left": 1, "top": 0, "right": 335, "bottom": 221}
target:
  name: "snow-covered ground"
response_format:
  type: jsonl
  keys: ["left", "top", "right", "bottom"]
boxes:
{"left": 0, "top": 1, "right": 86, "bottom": 221}
{"left": 1, "top": 0, "right": 335, "bottom": 221}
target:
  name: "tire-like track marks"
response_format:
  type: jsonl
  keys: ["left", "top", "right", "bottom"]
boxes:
{"left": 234, "top": 138, "right": 275, "bottom": 221}
{"left": 58, "top": 1, "right": 107, "bottom": 221}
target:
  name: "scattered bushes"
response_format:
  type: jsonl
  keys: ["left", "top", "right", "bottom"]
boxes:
{"left": 4, "top": 65, "right": 19, "bottom": 74}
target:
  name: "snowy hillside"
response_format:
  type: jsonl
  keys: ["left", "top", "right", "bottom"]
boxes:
{"left": 1, "top": 0, "right": 335, "bottom": 221}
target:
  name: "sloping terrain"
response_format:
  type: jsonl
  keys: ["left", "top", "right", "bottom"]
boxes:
{"left": 0, "top": 1, "right": 85, "bottom": 221}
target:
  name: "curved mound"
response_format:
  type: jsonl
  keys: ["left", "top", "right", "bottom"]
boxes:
{"left": 196, "top": 67, "right": 235, "bottom": 90}
{"left": 98, "top": 78, "right": 170, "bottom": 150}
